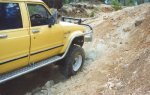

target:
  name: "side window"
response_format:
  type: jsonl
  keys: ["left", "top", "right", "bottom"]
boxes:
{"left": 0, "top": 3, "right": 23, "bottom": 30}
{"left": 27, "top": 4, "right": 51, "bottom": 27}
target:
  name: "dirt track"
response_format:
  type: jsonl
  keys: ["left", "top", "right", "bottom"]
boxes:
{"left": 0, "top": 3, "right": 150, "bottom": 95}
{"left": 50, "top": 4, "right": 150, "bottom": 95}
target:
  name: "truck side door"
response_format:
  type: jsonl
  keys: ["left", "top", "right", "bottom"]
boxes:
{"left": 27, "top": 3, "right": 64, "bottom": 63}
{"left": 0, "top": 2, "right": 30, "bottom": 74}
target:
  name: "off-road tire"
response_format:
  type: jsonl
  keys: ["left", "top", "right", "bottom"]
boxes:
{"left": 60, "top": 45, "right": 85, "bottom": 78}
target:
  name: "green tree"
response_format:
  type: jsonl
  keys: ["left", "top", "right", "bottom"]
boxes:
{"left": 111, "top": 0, "right": 122, "bottom": 10}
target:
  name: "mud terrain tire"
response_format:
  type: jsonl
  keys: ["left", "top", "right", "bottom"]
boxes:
{"left": 60, "top": 45, "right": 85, "bottom": 78}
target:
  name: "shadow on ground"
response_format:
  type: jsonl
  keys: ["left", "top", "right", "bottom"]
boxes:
{"left": 0, "top": 64, "right": 66, "bottom": 95}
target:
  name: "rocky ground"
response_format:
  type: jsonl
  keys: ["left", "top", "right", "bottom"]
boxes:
{"left": 59, "top": 2, "right": 113, "bottom": 18}
{"left": 0, "top": 3, "right": 150, "bottom": 95}
{"left": 48, "top": 3, "right": 150, "bottom": 95}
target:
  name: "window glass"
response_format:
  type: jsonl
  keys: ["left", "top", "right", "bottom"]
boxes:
{"left": 0, "top": 3, "right": 23, "bottom": 30}
{"left": 27, "top": 4, "right": 51, "bottom": 26}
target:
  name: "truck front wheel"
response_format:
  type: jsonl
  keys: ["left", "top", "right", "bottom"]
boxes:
{"left": 60, "top": 45, "right": 85, "bottom": 78}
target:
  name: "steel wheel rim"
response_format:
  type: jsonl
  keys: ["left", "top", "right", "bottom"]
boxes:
{"left": 73, "top": 55, "right": 82, "bottom": 72}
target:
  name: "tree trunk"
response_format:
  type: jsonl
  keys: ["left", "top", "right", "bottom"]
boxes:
{"left": 43, "top": 0, "right": 63, "bottom": 9}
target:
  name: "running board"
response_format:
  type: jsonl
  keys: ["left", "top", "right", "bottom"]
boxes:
{"left": 0, "top": 56, "right": 61, "bottom": 84}
{"left": 0, "top": 27, "right": 93, "bottom": 84}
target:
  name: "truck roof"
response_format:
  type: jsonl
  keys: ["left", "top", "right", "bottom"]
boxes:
{"left": 0, "top": 0, "right": 42, "bottom": 2}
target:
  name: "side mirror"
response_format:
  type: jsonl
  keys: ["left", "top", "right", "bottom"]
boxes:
{"left": 48, "top": 16, "right": 55, "bottom": 27}
{"left": 48, "top": 9, "right": 58, "bottom": 27}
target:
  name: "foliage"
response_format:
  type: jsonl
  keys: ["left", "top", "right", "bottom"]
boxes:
{"left": 63, "top": 0, "right": 89, "bottom": 4}
{"left": 126, "top": 0, "right": 135, "bottom": 6}
{"left": 90, "top": 11, "right": 95, "bottom": 17}
{"left": 63, "top": 0, "right": 70, "bottom": 4}
{"left": 111, "top": 0, "right": 122, "bottom": 11}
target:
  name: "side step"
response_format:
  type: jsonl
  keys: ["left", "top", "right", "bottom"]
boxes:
{"left": 0, "top": 26, "right": 93, "bottom": 84}
{"left": 0, "top": 56, "right": 61, "bottom": 84}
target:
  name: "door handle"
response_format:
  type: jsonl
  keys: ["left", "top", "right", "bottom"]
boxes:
{"left": 32, "top": 30, "right": 40, "bottom": 33}
{"left": 0, "top": 34, "right": 8, "bottom": 38}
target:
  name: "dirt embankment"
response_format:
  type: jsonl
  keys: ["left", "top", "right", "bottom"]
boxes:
{"left": 48, "top": 4, "right": 150, "bottom": 95}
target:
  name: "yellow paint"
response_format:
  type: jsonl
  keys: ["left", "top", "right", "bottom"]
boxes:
{"left": 0, "top": 0, "right": 85, "bottom": 74}
{"left": 0, "top": 0, "right": 42, "bottom": 2}
{"left": 29, "top": 24, "right": 64, "bottom": 63}
{"left": 0, "top": 2, "right": 30, "bottom": 74}
{"left": 60, "top": 23, "right": 85, "bottom": 53}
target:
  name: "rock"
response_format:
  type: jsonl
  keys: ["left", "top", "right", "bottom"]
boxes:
{"left": 115, "top": 82, "right": 123, "bottom": 90}
{"left": 101, "top": 6, "right": 114, "bottom": 13}
{"left": 77, "top": 10, "right": 80, "bottom": 13}
{"left": 123, "top": 64, "right": 130, "bottom": 68}
{"left": 125, "top": 42, "right": 128, "bottom": 44}
{"left": 135, "top": 19, "right": 143, "bottom": 27}
{"left": 103, "top": 16, "right": 109, "bottom": 20}
{"left": 123, "top": 26, "right": 131, "bottom": 32}
{"left": 25, "top": 92, "right": 32, "bottom": 95}
{"left": 106, "top": 82, "right": 115, "bottom": 89}
{"left": 31, "top": 87, "right": 42, "bottom": 95}
{"left": 111, "top": 18, "right": 114, "bottom": 21}
{"left": 40, "top": 89, "right": 49, "bottom": 95}
{"left": 76, "top": 4, "right": 82, "bottom": 8}
{"left": 112, "top": 44, "right": 117, "bottom": 48}
{"left": 112, "top": 22, "right": 118, "bottom": 26}
{"left": 44, "top": 80, "right": 54, "bottom": 88}
{"left": 32, "top": 88, "right": 51, "bottom": 95}
{"left": 146, "top": 34, "right": 150, "bottom": 42}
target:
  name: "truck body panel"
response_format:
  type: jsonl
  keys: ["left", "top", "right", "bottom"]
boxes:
{"left": 0, "top": 2, "right": 30, "bottom": 74}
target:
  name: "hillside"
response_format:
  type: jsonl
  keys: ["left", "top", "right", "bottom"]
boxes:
{"left": 49, "top": 3, "right": 150, "bottom": 95}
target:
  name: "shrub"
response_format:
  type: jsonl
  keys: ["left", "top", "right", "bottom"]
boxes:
{"left": 127, "top": 0, "right": 135, "bottom": 6}
{"left": 111, "top": 0, "right": 122, "bottom": 11}
{"left": 90, "top": 11, "right": 95, "bottom": 17}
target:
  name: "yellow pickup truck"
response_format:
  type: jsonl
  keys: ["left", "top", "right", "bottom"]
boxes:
{"left": 0, "top": 0, "right": 93, "bottom": 84}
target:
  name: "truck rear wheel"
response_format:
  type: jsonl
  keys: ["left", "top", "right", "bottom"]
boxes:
{"left": 60, "top": 45, "right": 85, "bottom": 78}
